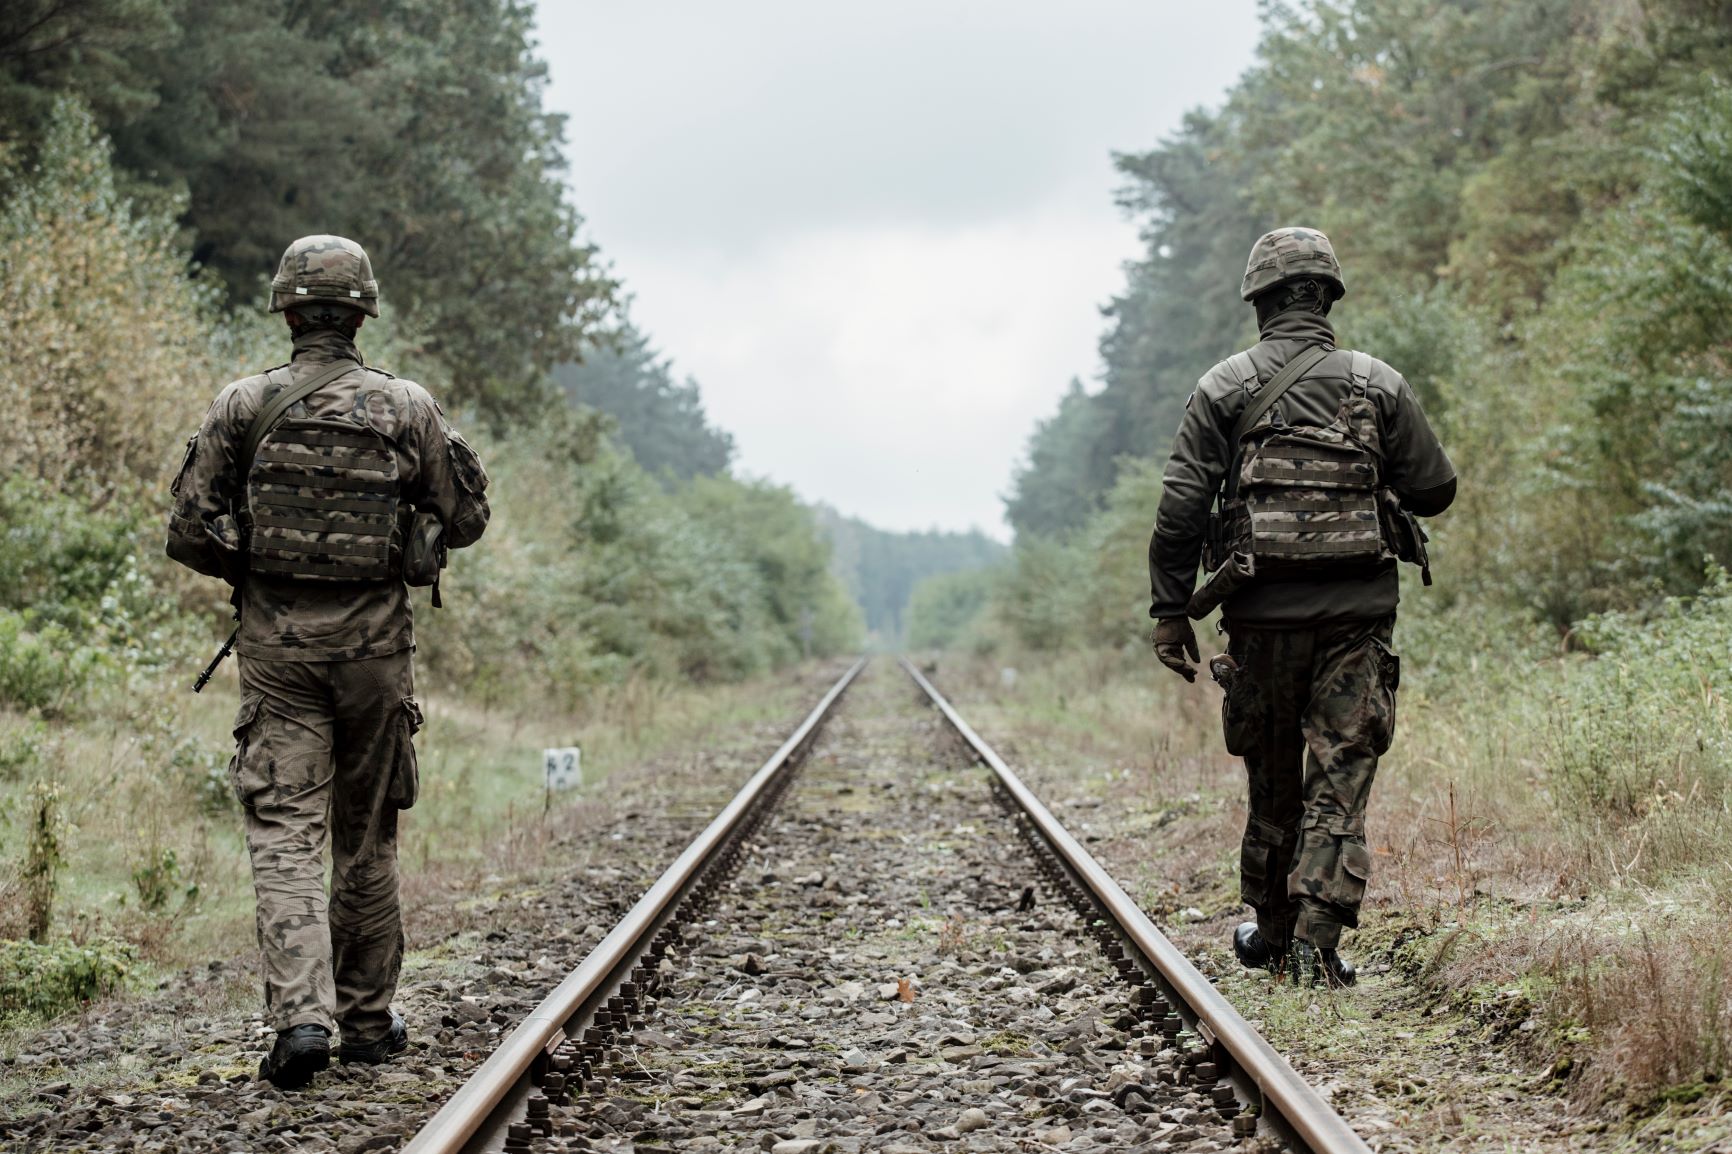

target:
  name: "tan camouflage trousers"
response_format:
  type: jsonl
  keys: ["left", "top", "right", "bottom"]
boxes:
{"left": 1218, "top": 616, "right": 1398, "bottom": 950}
{"left": 230, "top": 651, "right": 421, "bottom": 1043}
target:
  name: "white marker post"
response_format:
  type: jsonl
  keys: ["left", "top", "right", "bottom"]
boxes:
{"left": 543, "top": 747, "right": 582, "bottom": 792}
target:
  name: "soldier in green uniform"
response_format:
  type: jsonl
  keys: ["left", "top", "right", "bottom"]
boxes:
{"left": 167, "top": 235, "right": 491, "bottom": 1087}
{"left": 1146, "top": 228, "right": 1455, "bottom": 986}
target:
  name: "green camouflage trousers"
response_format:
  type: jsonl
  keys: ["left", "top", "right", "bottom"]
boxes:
{"left": 231, "top": 651, "right": 421, "bottom": 1043}
{"left": 1217, "top": 616, "right": 1398, "bottom": 950}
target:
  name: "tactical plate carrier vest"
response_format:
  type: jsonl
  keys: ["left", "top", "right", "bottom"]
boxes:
{"left": 243, "top": 366, "right": 403, "bottom": 583}
{"left": 1190, "top": 349, "right": 1428, "bottom": 618}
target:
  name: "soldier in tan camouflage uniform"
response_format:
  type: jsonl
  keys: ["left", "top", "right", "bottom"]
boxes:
{"left": 1146, "top": 228, "right": 1455, "bottom": 986}
{"left": 167, "top": 235, "right": 490, "bottom": 1087}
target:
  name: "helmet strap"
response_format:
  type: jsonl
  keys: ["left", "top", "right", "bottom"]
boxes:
{"left": 286, "top": 306, "right": 364, "bottom": 335}
{"left": 1254, "top": 278, "right": 1334, "bottom": 327}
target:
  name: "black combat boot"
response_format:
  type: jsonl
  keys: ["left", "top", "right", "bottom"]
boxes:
{"left": 339, "top": 1011, "right": 409, "bottom": 1064}
{"left": 1316, "top": 947, "right": 1357, "bottom": 987}
{"left": 1291, "top": 941, "right": 1357, "bottom": 988}
{"left": 259, "top": 1023, "right": 331, "bottom": 1089}
{"left": 1232, "top": 922, "right": 1284, "bottom": 971}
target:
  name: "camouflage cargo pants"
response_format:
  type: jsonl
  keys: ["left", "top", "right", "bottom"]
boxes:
{"left": 1217, "top": 616, "right": 1398, "bottom": 950}
{"left": 230, "top": 651, "right": 421, "bottom": 1043}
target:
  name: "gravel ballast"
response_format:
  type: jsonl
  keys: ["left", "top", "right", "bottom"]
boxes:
{"left": 539, "top": 665, "right": 1252, "bottom": 1153}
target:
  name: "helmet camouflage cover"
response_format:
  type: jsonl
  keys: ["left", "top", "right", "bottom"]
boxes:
{"left": 1240, "top": 227, "right": 1345, "bottom": 303}
{"left": 269, "top": 234, "right": 380, "bottom": 317}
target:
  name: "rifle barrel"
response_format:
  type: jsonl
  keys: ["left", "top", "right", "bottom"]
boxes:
{"left": 193, "top": 627, "right": 240, "bottom": 693}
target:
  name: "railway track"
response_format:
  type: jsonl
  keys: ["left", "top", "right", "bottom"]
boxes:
{"left": 404, "top": 658, "right": 1371, "bottom": 1154}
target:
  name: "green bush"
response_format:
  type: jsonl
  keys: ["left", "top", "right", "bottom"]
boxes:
{"left": 421, "top": 411, "right": 862, "bottom": 701}
{"left": 0, "top": 100, "right": 238, "bottom": 500}
{"left": 1547, "top": 570, "right": 1732, "bottom": 826}
{"left": 0, "top": 937, "right": 132, "bottom": 1020}
{"left": 0, "top": 724, "right": 44, "bottom": 782}
{"left": 0, "top": 475, "right": 198, "bottom": 677}
{"left": 995, "top": 537, "right": 1091, "bottom": 652}
{"left": 993, "top": 458, "right": 1165, "bottom": 652}
{"left": 0, "top": 612, "right": 98, "bottom": 713}
{"left": 0, "top": 477, "right": 136, "bottom": 628}
{"left": 130, "top": 847, "right": 194, "bottom": 914}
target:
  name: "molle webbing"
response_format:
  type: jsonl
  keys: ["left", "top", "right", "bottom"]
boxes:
{"left": 247, "top": 420, "right": 399, "bottom": 582}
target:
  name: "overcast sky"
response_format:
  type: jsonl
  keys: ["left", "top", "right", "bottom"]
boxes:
{"left": 532, "top": 2, "right": 1262, "bottom": 538}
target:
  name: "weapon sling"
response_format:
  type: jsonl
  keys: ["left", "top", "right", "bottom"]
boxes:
{"left": 191, "top": 357, "right": 364, "bottom": 692}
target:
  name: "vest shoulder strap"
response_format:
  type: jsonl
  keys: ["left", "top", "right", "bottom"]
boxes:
{"left": 1230, "top": 344, "right": 1331, "bottom": 449}
{"left": 1348, "top": 350, "right": 1372, "bottom": 397}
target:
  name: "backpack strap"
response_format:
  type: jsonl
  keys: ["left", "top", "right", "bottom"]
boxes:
{"left": 1222, "top": 344, "right": 1331, "bottom": 503}
{"left": 237, "top": 357, "right": 365, "bottom": 484}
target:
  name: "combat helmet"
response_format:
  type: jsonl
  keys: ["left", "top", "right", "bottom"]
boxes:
{"left": 1240, "top": 227, "right": 1345, "bottom": 303}
{"left": 268, "top": 234, "right": 380, "bottom": 317}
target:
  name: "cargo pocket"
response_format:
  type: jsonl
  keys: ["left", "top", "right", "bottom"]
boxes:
{"left": 228, "top": 694, "right": 267, "bottom": 806}
{"left": 1372, "top": 636, "right": 1401, "bottom": 690}
{"left": 1337, "top": 841, "right": 1373, "bottom": 911}
{"left": 1367, "top": 637, "right": 1399, "bottom": 755}
{"left": 389, "top": 697, "right": 423, "bottom": 811}
{"left": 1220, "top": 669, "right": 1261, "bottom": 757}
{"left": 1239, "top": 829, "right": 1274, "bottom": 907}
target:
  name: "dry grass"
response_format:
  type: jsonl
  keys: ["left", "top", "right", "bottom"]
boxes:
{"left": 0, "top": 658, "right": 832, "bottom": 991}
{"left": 1558, "top": 920, "right": 1732, "bottom": 1108}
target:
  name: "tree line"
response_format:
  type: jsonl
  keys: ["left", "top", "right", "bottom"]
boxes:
{"left": 3, "top": 0, "right": 612, "bottom": 421}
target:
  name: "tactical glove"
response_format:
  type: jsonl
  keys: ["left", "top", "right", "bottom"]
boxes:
{"left": 1151, "top": 617, "right": 1200, "bottom": 683}
{"left": 208, "top": 514, "right": 245, "bottom": 587}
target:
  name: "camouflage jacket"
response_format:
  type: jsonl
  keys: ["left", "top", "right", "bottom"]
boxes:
{"left": 1149, "top": 310, "right": 1454, "bottom": 628}
{"left": 167, "top": 329, "right": 490, "bottom": 661}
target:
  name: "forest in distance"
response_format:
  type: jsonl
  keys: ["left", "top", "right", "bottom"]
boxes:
{"left": 5, "top": 0, "right": 1732, "bottom": 1141}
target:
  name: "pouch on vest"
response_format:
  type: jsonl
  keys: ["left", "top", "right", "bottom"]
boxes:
{"left": 245, "top": 415, "right": 402, "bottom": 583}
{"left": 1378, "top": 489, "right": 1432, "bottom": 585}
{"left": 1224, "top": 413, "right": 1386, "bottom": 575}
{"left": 1189, "top": 550, "right": 1257, "bottom": 619}
{"left": 402, "top": 510, "right": 447, "bottom": 606}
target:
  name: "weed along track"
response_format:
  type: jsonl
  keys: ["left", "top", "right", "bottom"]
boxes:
{"left": 406, "top": 659, "right": 1368, "bottom": 1154}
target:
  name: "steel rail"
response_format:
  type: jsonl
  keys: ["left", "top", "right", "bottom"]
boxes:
{"left": 404, "top": 656, "right": 867, "bottom": 1154}
{"left": 900, "top": 658, "right": 1373, "bottom": 1154}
